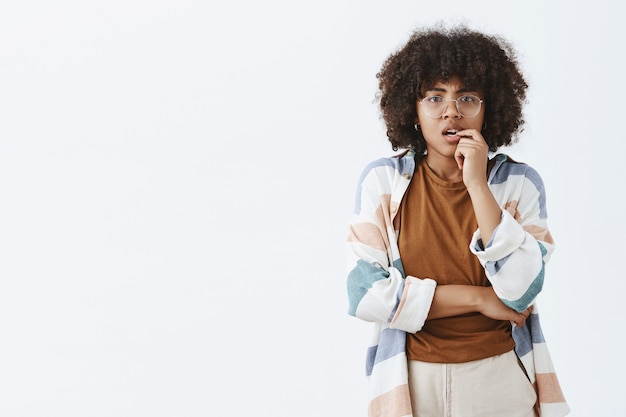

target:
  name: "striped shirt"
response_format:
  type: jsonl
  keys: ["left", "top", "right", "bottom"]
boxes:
{"left": 346, "top": 151, "right": 570, "bottom": 417}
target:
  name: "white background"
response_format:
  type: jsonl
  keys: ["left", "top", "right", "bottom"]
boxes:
{"left": 1, "top": 1, "right": 624, "bottom": 416}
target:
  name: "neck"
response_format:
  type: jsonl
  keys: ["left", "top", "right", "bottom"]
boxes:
{"left": 424, "top": 155, "right": 463, "bottom": 182}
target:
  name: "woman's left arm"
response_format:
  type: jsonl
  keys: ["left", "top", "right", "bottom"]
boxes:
{"left": 455, "top": 128, "right": 502, "bottom": 243}
{"left": 456, "top": 129, "right": 555, "bottom": 313}
{"left": 470, "top": 166, "right": 554, "bottom": 312}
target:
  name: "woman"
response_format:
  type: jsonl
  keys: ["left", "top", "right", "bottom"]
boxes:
{"left": 346, "top": 26, "right": 569, "bottom": 417}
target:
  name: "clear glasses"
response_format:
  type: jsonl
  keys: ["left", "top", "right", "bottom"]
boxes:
{"left": 418, "top": 95, "right": 484, "bottom": 118}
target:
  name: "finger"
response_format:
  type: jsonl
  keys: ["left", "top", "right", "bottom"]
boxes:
{"left": 454, "top": 149, "right": 464, "bottom": 169}
{"left": 519, "top": 308, "right": 532, "bottom": 325}
{"left": 513, "top": 309, "right": 532, "bottom": 327}
{"left": 456, "top": 129, "right": 475, "bottom": 138}
{"left": 457, "top": 129, "right": 485, "bottom": 143}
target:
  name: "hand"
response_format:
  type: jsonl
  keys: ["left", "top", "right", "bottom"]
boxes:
{"left": 478, "top": 287, "right": 532, "bottom": 327}
{"left": 454, "top": 128, "right": 489, "bottom": 189}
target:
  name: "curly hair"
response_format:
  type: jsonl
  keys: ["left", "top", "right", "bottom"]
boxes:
{"left": 377, "top": 25, "right": 528, "bottom": 153}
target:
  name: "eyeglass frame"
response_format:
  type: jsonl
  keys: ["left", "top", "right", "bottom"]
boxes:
{"left": 417, "top": 95, "right": 484, "bottom": 119}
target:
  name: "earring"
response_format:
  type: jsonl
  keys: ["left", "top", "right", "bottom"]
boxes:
{"left": 414, "top": 124, "right": 421, "bottom": 132}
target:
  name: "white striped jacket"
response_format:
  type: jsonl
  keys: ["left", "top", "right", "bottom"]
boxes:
{"left": 347, "top": 150, "right": 570, "bottom": 417}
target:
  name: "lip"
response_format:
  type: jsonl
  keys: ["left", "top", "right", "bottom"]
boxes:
{"left": 442, "top": 134, "right": 461, "bottom": 144}
{"left": 442, "top": 124, "right": 462, "bottom": 142}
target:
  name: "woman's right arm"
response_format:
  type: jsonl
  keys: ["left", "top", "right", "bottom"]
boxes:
{"left": 428, "top": 285, "right": 531, "bottom": 327}
{"left": 346, "top": 159, "right": 437, "bottom": 333}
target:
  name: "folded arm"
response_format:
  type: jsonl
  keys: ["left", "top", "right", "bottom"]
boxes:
{"left": 427, "top": 284, "right": 531, "bottom": 327}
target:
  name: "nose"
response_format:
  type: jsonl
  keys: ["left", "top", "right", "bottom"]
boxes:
{"left": 442, "top": 99, "right": 461, "bottom": 119}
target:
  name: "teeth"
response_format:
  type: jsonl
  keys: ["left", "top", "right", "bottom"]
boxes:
{"left": 446, "top": 130, "right": 457, "bottom": 135}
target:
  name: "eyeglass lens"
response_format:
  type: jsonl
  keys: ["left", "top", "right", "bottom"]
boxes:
{"left": 421, "top": 96, "right": 481, "bottom": 118}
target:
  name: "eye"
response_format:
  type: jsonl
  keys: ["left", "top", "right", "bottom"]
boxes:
{"left": 459, "top": 95, "right": 479, "bottom": 103}
{"left": 424, "top": 96, "right": 443, "bottom": 103}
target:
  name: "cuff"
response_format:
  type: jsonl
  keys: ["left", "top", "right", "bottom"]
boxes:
{"left": 470, "top": 210, "right": 526, "bottom": 262}
{"left": 389, "top": 276, "right": 436, "bottom": 333}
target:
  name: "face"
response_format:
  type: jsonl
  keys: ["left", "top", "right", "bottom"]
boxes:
{"left": 416, "top": 76, "right": 485, "bottom": 160}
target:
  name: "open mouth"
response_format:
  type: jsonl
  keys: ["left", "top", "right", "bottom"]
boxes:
{"left": 444, "top": 129, "right": 458, "bottom": 137}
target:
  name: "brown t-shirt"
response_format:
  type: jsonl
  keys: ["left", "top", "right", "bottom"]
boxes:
{"left": 398, "top": 160, "right": 514, "bottom": 363}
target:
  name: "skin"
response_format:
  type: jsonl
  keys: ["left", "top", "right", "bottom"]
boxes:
{"left": 417, "top": 77, "right": 532, "bottom": 326}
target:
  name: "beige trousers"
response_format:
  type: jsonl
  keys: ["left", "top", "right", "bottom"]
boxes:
{"left": 407, "top": 350, "right": 537, "bottom": 417}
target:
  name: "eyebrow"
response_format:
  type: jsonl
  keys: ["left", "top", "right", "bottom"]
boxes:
{"left": 425, "top": 87, "right": 478, "bottom": 94}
